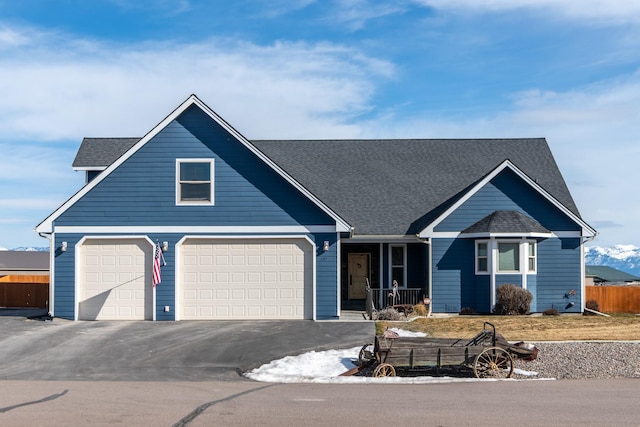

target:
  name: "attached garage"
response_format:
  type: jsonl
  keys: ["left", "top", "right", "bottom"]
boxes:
{"left": 77, "top": 238, "right": 154, "bottom": 320}
{"left": 178, "top": 237, "right": 314, "bottom": 320}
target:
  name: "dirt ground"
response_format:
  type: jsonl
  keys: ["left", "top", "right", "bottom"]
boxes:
{"left": 378, "top": 314, "right": 640, "bottom": 341}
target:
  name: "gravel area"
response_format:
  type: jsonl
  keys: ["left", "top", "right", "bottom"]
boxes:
{"left": 514, "top": 342, "right": 640, "bottom": 380}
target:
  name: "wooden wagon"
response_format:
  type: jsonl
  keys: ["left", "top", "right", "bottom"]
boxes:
{"left": 358, "top": 322, "right": 537, "bottom": 378}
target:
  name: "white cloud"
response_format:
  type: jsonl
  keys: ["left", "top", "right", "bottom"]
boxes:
{"left": 415, "top": 0, "right": 640, "bottom": 25}
{"left": 0, "top": 26, "right": 394, "bottom": 142}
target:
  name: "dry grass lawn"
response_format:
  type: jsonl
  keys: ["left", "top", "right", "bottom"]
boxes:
{"left": 377, "top": 314, "right": 640, "bottom": 341}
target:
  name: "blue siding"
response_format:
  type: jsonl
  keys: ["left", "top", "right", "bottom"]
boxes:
{"left": 431, "top": 169, "right": 584, "bottom": 314}
{"left": 432, "top": 238, "right": 475, "bottom": 313}
{"left": 473, "top": 275, "right": 491, "bottom": 313}
{"left": 51, "top": 104, "right": 342, "bottom": 320}
{"left": 436, "top": 169, "right": 579, "bottom": 232}
{"left": 536, "top": 238, "right": 582, "bottom": 313}
{"left": 52, "top": 233, "right": 78, "bottom": 320}
{"left": 314, "top": 233, "right": 338, "bottom": 319}
{"left": 56, "top": 105, "right": 334, "bottom": 228}
{"left": 527, "top": 275, "right": 537, "bottom": 312}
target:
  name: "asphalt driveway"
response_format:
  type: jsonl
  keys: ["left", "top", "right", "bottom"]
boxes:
{"left": 0, "top": 309, "right": 374, "bottom": 381}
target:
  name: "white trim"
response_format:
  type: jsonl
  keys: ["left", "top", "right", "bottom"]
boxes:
{"left": 462, "top": 232, "right": 553, "bottom": 239}
{"left": 174, "top": 234, "right": 316, "bottom": 321}
{"left": 418, "top": 160, "right": 597, "bottom": 239}
{"left": 53, "top": 225, "right": 338, "bottom": 233}
{"left": 74, "top": 235, "right": 156, "bottom": 321}
{"left": 429, "top": 230, "right": 585, "bottom": 239}
{"left": 36, "top": 94, "right": 351, "bottom": 234}
{"left": 175, "top": 158, "right": 215, "bottom": 206}
{"left": 336, "top": 235, "right": 342, "bottom": 318}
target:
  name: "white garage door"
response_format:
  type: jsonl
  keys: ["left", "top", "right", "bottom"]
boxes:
{"left": 179, "top": 238, "right": 313, "bottom": 320}
{"left": 78, "top": 238, "right": 153, "bottom": 320}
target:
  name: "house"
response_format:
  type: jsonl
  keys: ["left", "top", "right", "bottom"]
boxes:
{"left": 0, "top": 251, "right": 49, "bottom": 277}
{"left": 585, "top": 265, "right": 640, "bottom": 286}
{"left": 35, "top": 94, "right": 596, "bottom": 320}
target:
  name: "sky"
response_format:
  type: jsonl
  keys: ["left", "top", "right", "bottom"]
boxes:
{"left": 1, "top": 0, "right": 639, "bottom": 249}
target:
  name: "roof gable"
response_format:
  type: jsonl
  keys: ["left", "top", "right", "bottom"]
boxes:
{"left": 418, "top": 160, "right": 596, "bottom": 238}
{"left": 36, "top": 95, "right": 350, "bottom": 233}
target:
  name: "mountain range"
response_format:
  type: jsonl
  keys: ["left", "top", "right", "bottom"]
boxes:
{"left": 3, "top": 244, "right": 640, "bottom": 277}
{"left": 585, "top": 245, "right": 640, "bottom": 277}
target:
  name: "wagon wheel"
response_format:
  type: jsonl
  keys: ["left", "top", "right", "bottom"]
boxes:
{"left": 373, "top": 363, "right": 396, "bottom": 377}
{"left": 358, "top": 343, "right": 375, "bottom": 366}
{"left": 473, "top": 347, "right": 514, "bottom": 379}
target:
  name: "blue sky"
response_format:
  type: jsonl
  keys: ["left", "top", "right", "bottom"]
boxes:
{"left": 1, "top": 0, "right": 639, "bottom": 249}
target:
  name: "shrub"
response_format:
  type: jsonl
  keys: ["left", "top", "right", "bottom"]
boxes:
{"left": 411, "top": 304, "right": 429, "bottom": 317}
{"left": 493, "top": 284, "right": 533, "bottom": 315}
{"left": 543, "top": 307, "right": 559, "bottom": 316}
{"left": 459, "top": 307, "right": 476, "bottom": 315}
{"left": 372, "top": 307, "right": 406, "bottom": 321}
{"left": 584, "top": 299, "right": 600, "bottom": 315}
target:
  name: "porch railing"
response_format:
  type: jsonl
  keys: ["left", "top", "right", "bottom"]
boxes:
{"left": 370, "top": 287, "right": 425, "bottom": 310}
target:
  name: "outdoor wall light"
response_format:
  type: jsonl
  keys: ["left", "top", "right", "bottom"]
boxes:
{"left": 162, "top": 241, "right": 169, "bottom": 251}
{"left": 323, "top": 241, "right": 330, "bottom": 251}
{"left": 61, "top": 241, "right": 68, "bottom": 252}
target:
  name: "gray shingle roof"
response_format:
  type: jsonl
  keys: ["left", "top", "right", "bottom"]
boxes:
{"left": 461, "top": 210, "right": 551, "bottom": 235}
{"left": 252, "top": 138, "right": 580, "bottom": 236}
{"left": 72, "top": 137, "right": 581, "bottom": 236}
{"left": 0, "top": 251, "right": 49, "bottom": 270}
{"left": 72, "top": 138, "right": 139, "bottom": 168}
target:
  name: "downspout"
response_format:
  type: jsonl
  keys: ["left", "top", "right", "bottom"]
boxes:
{"left": 37, "top": 232, "right": 53, "bottom": 317}
{"left": 581, "top": 233, "right": 597, "bottom": 312}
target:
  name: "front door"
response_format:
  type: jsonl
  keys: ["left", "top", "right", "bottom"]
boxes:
{"left": 348, "top": 253, "right": 370, "bottom": 299}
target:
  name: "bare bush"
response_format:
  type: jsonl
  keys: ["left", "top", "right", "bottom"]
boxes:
{"left": 493, "top": 284, "right": 533, "bottom": 315}
{"left": 372, "top": 307, "right": 406, "bottom": 321}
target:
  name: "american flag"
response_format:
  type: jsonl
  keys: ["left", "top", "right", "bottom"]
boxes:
{"left": 153, "top": 243, "right": 166, "bottom": 287}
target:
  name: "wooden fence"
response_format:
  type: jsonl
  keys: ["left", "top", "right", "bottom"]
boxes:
{"left": 0, "top": 275, "right": 49, "bottom": 308}
{"left": 585, "top": 285, "right": 640, "bottom": 314}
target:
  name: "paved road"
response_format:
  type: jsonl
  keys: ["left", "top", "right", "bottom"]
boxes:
{"left": 0, "top": 312, "right": 373, "bottom": 381}
{"left": 1, "top": 378, "right": 639, "bottom": 426}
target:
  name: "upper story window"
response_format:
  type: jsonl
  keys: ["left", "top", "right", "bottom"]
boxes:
{"left": 176, "top": 159, "right": 214, "bottom": 205}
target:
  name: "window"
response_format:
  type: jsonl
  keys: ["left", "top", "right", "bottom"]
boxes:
{"left": 390, "top": 245, "right": 406, "bottom": 287}
{"left": 498, "top": 242, "right": 520, "bottom": 272}
{"left": 527, "top": 242, "right": 537, "bottom": 272}
{"left": 476, "top": 242, "right": 488, "bottom": 273}
{"left": 477, "top": 240, "right": 537, "bottom": 274}
{"left": 177, "top": 159, "right": 214, "bottom": 205}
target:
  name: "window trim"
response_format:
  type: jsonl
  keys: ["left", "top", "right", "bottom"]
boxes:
{"left": 476, "top": 241, "right": 489, "bottom": 274}
{"left": 176, "top": 159, "right": 215, "bottom": 206}
{"left": 475, "top": 239, "right": 537, "bottom": 275}
{"left": 497, "top": 241, "right": 521, "bottom": 273}
{"left": 388, "top": 244, "right": 407, "bottom": 288}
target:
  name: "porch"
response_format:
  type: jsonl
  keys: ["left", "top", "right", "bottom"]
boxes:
{"left": 369, "top": 287, "right": 426, "bottom": 310}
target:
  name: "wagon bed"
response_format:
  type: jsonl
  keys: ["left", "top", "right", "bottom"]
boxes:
{"left": 359, "top": 322, "right": 537, "bottom": 378}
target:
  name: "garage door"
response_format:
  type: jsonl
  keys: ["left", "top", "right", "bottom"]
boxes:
{"left": 179, "top": 238, "right": 313, "bottom": 320}
{"left": 78, "top": 238, "right": 153, "bottom": 320}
